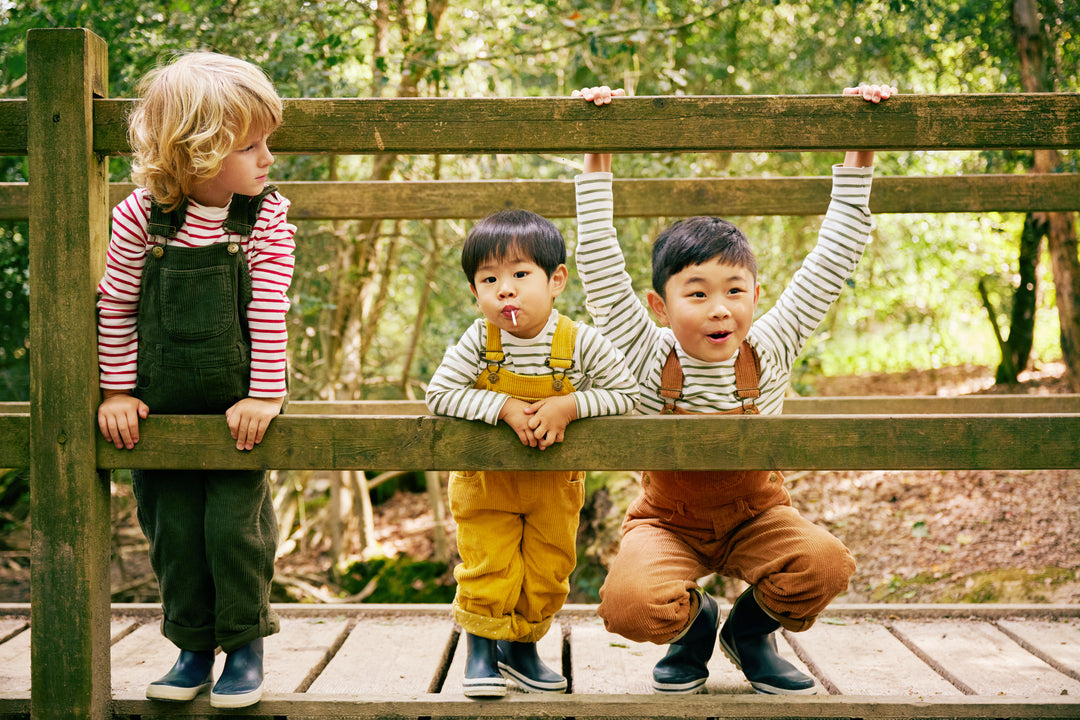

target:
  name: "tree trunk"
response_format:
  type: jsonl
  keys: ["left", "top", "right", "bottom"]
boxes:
{"left": 1013, "top": 0, "right": 1080, "bottom": 390}
{"left": 991, "top": 214, "right": 1045, "bottom": 383}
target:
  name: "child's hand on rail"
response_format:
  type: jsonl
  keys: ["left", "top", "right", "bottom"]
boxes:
{"left": 842, "top": 83, "right": 899, "bottom": 168}
{"left": 844, "top": 83, "right": 898, "bottom": 103}
{"left": 98, "top": 390, "right": 150, "bottom": 450}
{"left": 524, "top": 395, "right": 578, "bottom": 451}
{"left": 572, "top": 85, "right": 625, "bottom": 174}
{"left": 499, "top": 397, "right": 540, "bottom": 448}
{"left": 226, "top": 396, "right": 284, "bottom": 451}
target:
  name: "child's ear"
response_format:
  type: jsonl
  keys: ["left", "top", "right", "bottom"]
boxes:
{"left": 753, "top": 282, "right": 761, "bottom": 307}
{"left": 646, "top": 290, "right": 670, "bottom": 326}
{"left": 549, "top": 264, "right": 568, "bottom": 297}
{"left": 469, "top": 284, "right": 478, "bottom": 299}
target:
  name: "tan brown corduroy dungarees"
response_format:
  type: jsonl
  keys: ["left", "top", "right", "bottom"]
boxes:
{"left": 597, "top": 341, "right": 855, "bottom": 642}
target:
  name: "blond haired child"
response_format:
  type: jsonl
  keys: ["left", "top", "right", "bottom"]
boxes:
{"left": 573, "top": 83, "right": 896, "bottom": 696}
{"left": 427, "top": 209, "right": 639, "bottom": 697}
{"left": 96, "top": 52, "right": 295, "bottom": 708}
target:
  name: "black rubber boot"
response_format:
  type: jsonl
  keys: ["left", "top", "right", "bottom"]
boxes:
{"left": 496, "top": 640, "right": 567, "bottom": 693}
{"left": 718, "top": 587, "right": 817, "bottom": 694}
{"left": 463, "top": 633, "right": 507, "bottom": 698}
{"left": 146, "top": 648, "right": 215, "bottom": 702}
{"left": 651, "top": 590, "right": 719, "bottom": 694}
{"left": 210, "top": 638, "right": 265, "bottom": 708}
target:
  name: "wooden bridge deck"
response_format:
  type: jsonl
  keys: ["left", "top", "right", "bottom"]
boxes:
{"left": 1, "top": 603, "right": 1079, "bottom": 718}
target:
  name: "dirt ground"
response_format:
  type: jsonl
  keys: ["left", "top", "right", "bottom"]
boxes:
{"left": 1, "top": 361, "right": 1076, "bottom": 606}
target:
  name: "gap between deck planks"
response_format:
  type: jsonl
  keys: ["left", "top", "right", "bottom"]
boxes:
{"left": 2, "top": 603, "right": 1080, "bottom": 718}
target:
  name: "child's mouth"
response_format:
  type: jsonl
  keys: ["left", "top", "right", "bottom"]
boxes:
{"left": 708, "top": 331, "right": 732, "bottom": 341}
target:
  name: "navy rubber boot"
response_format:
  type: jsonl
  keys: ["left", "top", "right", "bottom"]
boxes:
{"left": 651, "top": 590, "right": 719, "bottom": 694}
{"left": 146, "top": 649, "right": 215, "bottom": 702}
{"left": 718, "top": 587, "right": 817, "bottom": 694}
{"left": 496, "top": 640, "right": 567, "bottom": 693}
{"left": 210, "top": 638, "right": 265, "bottom": 708}
{"left": 463, "top": 633, "right": 507, "bottom": 698}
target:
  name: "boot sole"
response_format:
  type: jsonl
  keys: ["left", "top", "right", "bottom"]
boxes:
{"left": 718, "top": 633, "right": 818, "bottom": 695}
{"left": 463, "top": 677, "right": 507, "bottom": 698}
{"left": 651, "top": 677, "right": 706, "bottom": 694}
{"left": 146, "top": 680, "right": 211, "bottom": 702}
{"left": 498, "top": 662, "right": 567, "bottom": 693}
{"left": 210, "top": 684, "right": 264, "bottom": 708}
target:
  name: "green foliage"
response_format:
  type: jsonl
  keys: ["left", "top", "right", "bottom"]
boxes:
{"left": 337, "top": 555, "right": 456, "bottom": 604}
{"left": 0, "top": 467, "right": 29, "bottom": 545}
{"left": 0, "top": 221, "right": 30, "bottom": 400}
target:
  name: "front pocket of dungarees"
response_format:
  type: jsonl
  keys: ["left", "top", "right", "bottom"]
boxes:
{"left": 159, "top": 266, "right": 234, "bottom": 341}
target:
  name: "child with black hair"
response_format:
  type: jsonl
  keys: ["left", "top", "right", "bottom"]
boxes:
{"left": 572, "top": 83, "right": 896, "bottom": 696}
{"left": 426, "top": 209, "right": 639, "bottom": 697}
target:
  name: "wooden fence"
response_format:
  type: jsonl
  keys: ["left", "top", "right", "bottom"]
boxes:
{"left": 0, "top": 26, "right": 1078, "bottom": 720}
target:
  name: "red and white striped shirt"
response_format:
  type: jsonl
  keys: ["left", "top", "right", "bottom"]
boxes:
{"left": 97, "top": 187, "right": 296, "bottom": 398}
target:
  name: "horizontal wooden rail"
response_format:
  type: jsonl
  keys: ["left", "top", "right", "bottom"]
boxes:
{"left": 0, "top": 693, "right": 1076, "bottom": 719}
{"left": 4, "top": 396, "right": 1078, "bottom": 470}
{"left": 86, "top": 413, "right": 1080, "bottom": 471}
{"left": 2, "top": 174, "right": 1078, "bottom": 221}
{"left": 106, "top": 694, "right": 1080, "bottom": 719}
{"left": 5, "top": 94, "right": 1080, "bottom": 156}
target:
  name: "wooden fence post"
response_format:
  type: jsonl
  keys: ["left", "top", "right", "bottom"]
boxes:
{"left": 27, "top": 28, "right": 111, "bottom": 720}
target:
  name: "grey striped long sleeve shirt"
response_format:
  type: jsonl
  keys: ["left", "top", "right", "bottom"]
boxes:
{"left": 574, "top": 165, "right": 875, "bottom": 416}
{"left": 425, "top": 309, "right": 640, "bottom": 424}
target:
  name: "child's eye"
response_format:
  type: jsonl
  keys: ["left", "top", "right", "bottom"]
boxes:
{"left": 514, "top": 270, "right": 529, "bottom": 279}
{"left": 479, "top": 275, "right": 497, "bottom": 285}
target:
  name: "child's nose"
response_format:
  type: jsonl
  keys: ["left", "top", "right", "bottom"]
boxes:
{"left": 710, "top": 301, "right": 732, "bottom": 319}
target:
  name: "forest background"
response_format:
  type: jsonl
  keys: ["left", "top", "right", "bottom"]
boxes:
{"left": 0, "top": 0, "right": 1077, "bottom": 606}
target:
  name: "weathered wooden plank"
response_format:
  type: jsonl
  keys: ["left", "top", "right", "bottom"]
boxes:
{"left": 440, "top": 623, "right": 563, "bottom": 695}
{"left": 0, "top": 626, "right": 29, "bottom": 693}
{"left": 891, "top": 619, "right": 1080, "bottom": 696}
{"left": 0, "top": 618, "right": 27, "bottom": 646}
{"left": 27, "top": 27, "right": 112, "bottom": 720}
{"left": 7, "top": 400, "right": 1080, "bottom": 470}
{"left": 786, "top": 618, "right": 960, "bottom": 695}
{"left": 3, "top": 173, "right": 1079, "bottom": 221}
{"left": 92, "top": 94, "right": 1080, "bottom": 155}
{"left": 93, "top": 413, "right": 1080, "bottom": 471}
{"left": 107, "top": 692, "right": 1080, "bottom": 718}
{"left": 996, "top": 618, "right": 1080, "bottom": 681}
{"left": 783, "top": 394, "right": 1080, "bottom": 414}
{"left": 266, "top": 616, "right": 353, "bottom": 694}
{"left": 0, "top": 99, "right": 26, "bottom": 156}
{"left": 306, "top": 614, "right": 454, "bottom": 695}
{"left": 567, "top": 615, "right": 760, "bottom": 696}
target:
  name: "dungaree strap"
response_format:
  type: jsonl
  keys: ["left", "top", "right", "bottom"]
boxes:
{"left": 146, "top": 185, "right": 278, "bottom": 240}
{"left": 733, "top": 342, "right": 762, "bottom": 411}
{"left": 659, "top": 340, "right": 760, "bottom": 414}
{"left": 482, "top": 315, "right": 577, "bottom": 376}
{"left": 659, "top": 350, "right": 683, "bottom": 408}
{"left": 545, "top": 315, "right": 577, "bottom": 371}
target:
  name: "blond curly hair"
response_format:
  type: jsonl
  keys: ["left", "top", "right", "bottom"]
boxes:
{"left": 127, "top": 52, "right": 283, "bottom": 210}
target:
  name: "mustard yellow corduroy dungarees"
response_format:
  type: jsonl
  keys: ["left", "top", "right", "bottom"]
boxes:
{"left": 449, "top": 316, "right": 586, "bottom": 643}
